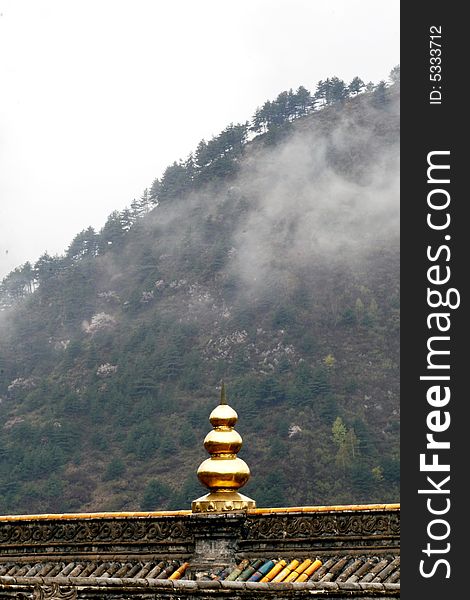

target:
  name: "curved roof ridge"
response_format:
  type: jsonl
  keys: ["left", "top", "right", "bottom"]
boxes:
{"left": 0, "top": 503, "right": 399, "bottom": 522}
{"left": 248, "top": 503, "right": 400, "bottom": 514}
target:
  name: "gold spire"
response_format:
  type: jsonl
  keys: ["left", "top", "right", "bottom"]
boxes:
{"left": 192, "top": 384, "right": 256, "bottom": 513}
{"left": 220, "top": 381, "right": 227, "bottom": 405}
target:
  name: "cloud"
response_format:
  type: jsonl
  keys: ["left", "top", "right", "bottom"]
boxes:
{"left": 228, "top": 96, "right": 399, "bottom": 298}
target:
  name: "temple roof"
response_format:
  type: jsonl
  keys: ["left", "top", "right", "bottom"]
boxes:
{"left": 0, "top": 557, "right": 400, "bottom": 598}
{"left": 0, "top": 504, "right": 400, "bottom": 597}
{"left": 0, "top": 554, "right": 400, "bottom": 582}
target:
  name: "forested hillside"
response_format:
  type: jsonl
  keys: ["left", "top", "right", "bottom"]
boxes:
{"left": 0, "top": 73, "right": 400, "bottom": 514}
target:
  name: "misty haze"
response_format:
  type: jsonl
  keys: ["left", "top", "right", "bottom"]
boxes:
{"left": 0, "top": 77, "right": 399, "bottom": 515}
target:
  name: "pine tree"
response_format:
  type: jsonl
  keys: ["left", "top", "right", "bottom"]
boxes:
{"left": 293, "top": 86, "right": 315, "bottom": 116}
{"left": 195, "top": 139, "right": 210, "bottom": 169}
{"left": 138, "top": 188, "right": 152, "bottom": 215}
{"left": 373, "top": 81, "right": 387, "bottom": 105}
{"left": 98, "top": 211, "right": 127, "bottom": 253}
{"left": 67, "top": 227, "right": 98, "bottom": 261}
{"left": 389, "top": 65, "right": 400, "bottom": 85}
{"left": 348, "top": 76, "right": 365, "bottom": 96}
{"left": 120, "top": 208, "right": 134, "bottom": 232}
{"left": 314, "top": 79, "right": 331, "bottom": 106}
{"left": 330, "top": 77, "right": 349, "bottom": 103}
{"left": 159, "top": 161, "right": 192, "bottom": 203}
{"left": 251, "top": 104, "right": 269, "bottom": 134}
{"left": 34, "top": 253, "right": 64, "bottom": 284}
{"left": 148, "top": 178, "right": 161, "bottom": 204}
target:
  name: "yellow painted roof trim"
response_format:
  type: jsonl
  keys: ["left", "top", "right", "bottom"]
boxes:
{"left": 0, "top": 503, "right": 399, "bottom": 522}
{"left": 0, "top": 510, "right": 192, "bottom": 521}
{"left": 249, "top": 503, "right": 400, "bottom": 514}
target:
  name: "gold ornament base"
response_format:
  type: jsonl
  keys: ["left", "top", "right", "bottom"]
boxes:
{"left": 192, "top": 491, "right": 256, "bottom": 513}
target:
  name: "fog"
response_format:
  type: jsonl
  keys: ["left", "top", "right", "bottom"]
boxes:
{"left": 231, "top": 112, "right": 399, "bottom": 299}
{"left": 133, "top": 92, "right": 400, "bottom": 315}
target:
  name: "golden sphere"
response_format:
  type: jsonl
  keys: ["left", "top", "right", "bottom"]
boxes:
{"left": 203, "top": 429, "right": 242, "bottom": 455}
{"left": 197, "top": 456, "right": 251, "bottom": 490}
{"left": 209, "top": 404, "right": 238, "bottom": 428}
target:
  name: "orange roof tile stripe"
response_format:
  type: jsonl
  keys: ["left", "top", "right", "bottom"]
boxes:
{"left": 261, "top": 560, "right": 287, "bottom": 582}
{"left": 285, "top": 559, "right": 313, "bottom": 582}
{"left": 296, "top": 559, "right": 323, "bottom": 582}
{"left": 272, "top": 559, "right": 300, "bottom": 582}
{"left": 168, "top": 562, "right": 190, "bottom": 580}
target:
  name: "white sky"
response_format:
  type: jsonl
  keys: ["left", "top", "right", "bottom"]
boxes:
{"left": 0, "top": 0, "right": 399, "bottom": 279}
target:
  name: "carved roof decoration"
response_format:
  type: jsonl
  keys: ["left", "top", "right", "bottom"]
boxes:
{"left": 1, "top": 505, "right": 400, "bottom": 597}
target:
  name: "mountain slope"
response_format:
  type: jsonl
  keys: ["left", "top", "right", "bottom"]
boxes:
{"left": 0, "top": 85, "right": 399, "bottom": 514}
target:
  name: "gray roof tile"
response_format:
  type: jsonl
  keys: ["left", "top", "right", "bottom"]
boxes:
{"left": 0, "top": 553, "right": 400, "bottom": 588}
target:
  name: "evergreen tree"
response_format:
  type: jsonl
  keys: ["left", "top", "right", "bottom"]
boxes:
{"left": 98, "top": 210, "right": 127, "bottom": 253}
{"left": 195, "top": 139, "right": 210, "bottom": 170}
{"left": 159, "top": 161, "right": 192, "bottom": 203}
{"left": 0, "top": 262, "right": 37, "bottom": 303}
{"left": 225, "top": 122, "right": 249, "bottom": 153}
{"left": 137, "top": 188, "right": 152, "bottom": 216}
{"left": 141, "top": 479, "right": 171, "bottom": 510}
{"left": 130, "top": 198, "right": 142, "bottom": 221}
{"left": 389, "top": 65, "right": 400, "bottom": 85}
{"left": 373, "top": 81, "right": 388, "bottom": 105}
{"left": 148, "top": 179, "right": 161, "bottom": 204}
{"left": 332, "top": 417, "right": 359, "bottom": 469}
{"left": 34, "top": 253, "right": 64, "bottom": 284}
{"left": 273, "top": 90, "right": 292, "bottom": 123}
{"left": 103, "top": 458, "right": 125, "bottom": 480}
{"left": 293, "top": 85, "right": 315, "bottom": 116}
{"left": 21, "top": 262, "right": 36, "bottom": 294}
{"left": 251, "top": 103, "right": 271, "bottom": 134}
{"left": 330, "top": 77, "right": 349, "bottom": 103}
{"left": 120, "top": 208, "right": 134, "bottom": 232}
{"left": 348, "top": 76, "right": 365, "bottom": 96}
{"left": 66, "top": 227, "right": 98, "bottom": 261}
{"left": 314, "top": 79, "right": 331, "bottom": 105}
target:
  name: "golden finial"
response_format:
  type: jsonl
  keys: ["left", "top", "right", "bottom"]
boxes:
{"left": 220, "top": 381, "right": 227, "bottom": 405}
{"left": 191, "top": 384, "right": 256, "bottom": 513}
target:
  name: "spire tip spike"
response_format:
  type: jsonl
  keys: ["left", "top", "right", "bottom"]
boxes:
{"left": 220, "top": 381, "right": 227, "bottom": 405}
